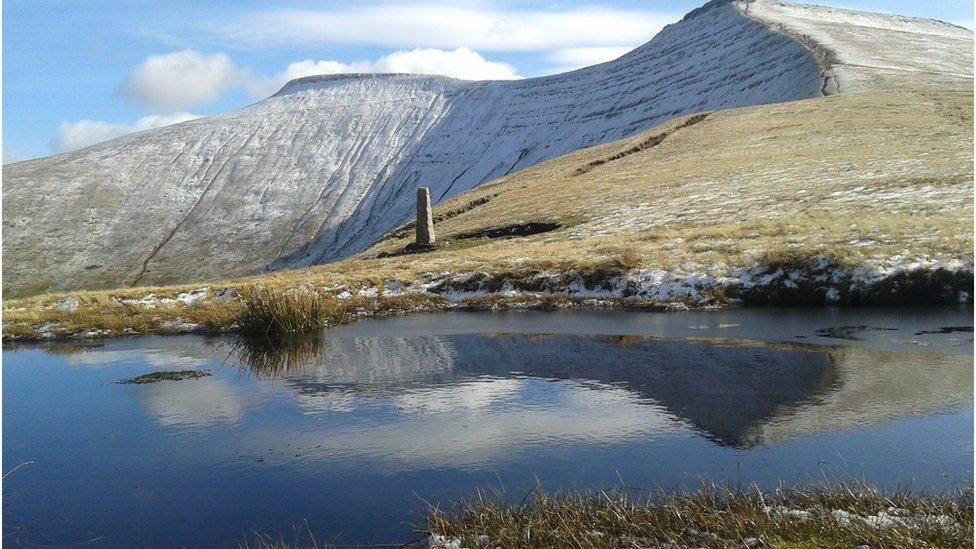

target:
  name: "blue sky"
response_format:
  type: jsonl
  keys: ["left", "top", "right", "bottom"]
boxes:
{"left": 3, "top": 0, "right": 972, "bottom": 162}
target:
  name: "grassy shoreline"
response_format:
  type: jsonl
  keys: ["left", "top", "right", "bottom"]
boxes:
{"left": 425, "top": 484, "right": 974, "bottom": 549}
{"left": 2, "top": 256, "right": 972, "bottom": 341}
{"left": 242, "top": 483, "right": 974, "bottom": 548}
{"left": 2, "top": 257, "right": 972, "bottom": 341}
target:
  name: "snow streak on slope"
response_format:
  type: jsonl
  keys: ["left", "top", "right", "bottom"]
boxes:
{"left": 2, "top": 0, "right": 970, "bottom": 296}
{"left": 742, "top": 0, "right": 974, "bottom": 93}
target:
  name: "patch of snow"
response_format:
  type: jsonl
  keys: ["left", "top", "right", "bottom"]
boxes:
{"left": 745, "top": 0, "right": 973, "bottom": 93}
{"left": 358, "top": 287, "right": 379, "bottom": 298}
{"left": 398, "top": 254, "right": 972, "bottom": 307}
{"left": 176, "top": 288, "right": 209, "bottom": 306}
{"left": 117, "top": 294, "right": 163, "bottom": 310}
{"left": 161, "top": 320, "right": 201, "bottom": 333}
{"left": 423, "top": 535, "right": 462, "bottom": 549}
{"left": 832, "top": 507, "right": 959, "bottom": 530}
{"left": 831, "top": 509, "right": 855, "bottom": 526}
{"left": 764, "top": 505, "right": 813, "bottom": 520}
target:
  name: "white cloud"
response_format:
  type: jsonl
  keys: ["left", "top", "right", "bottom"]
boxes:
{"left": 216, "top": 5, "right": 674, "bottom": 53}
{"left": 373, "top": 47, "right": 519, "bottom": 79}
{"left": 51, "top": 112, "right": 199, "bottom": 153}
{"left": 120, "top": 49, "right": 247, "bottom": 112}
{"left": 545, "top": 46, "right": 634, "bottom": 73}
{"left": 248, "top": 47, "right": 520, "bottom": 99}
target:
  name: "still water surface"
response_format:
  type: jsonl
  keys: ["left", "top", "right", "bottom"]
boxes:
{"left": 3, "top": 307, "right": 972, "bottom": 546}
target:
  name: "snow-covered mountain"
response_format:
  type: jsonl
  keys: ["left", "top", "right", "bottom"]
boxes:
{"left": 3, "top": 0, "right": 972, "bottom": 296}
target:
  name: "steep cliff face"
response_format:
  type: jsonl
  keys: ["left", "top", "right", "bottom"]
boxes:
{"left": 3, "top": 0, "right": 971, "bottom": 297}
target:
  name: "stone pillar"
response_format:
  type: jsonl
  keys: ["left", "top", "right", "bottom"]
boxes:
{"left": 416, "top": 187, "right": 435, "bottom": 245}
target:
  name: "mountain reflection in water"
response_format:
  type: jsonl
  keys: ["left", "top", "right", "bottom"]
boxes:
{"left": 216, "top": 331, "right": 969, "bottom": 450}
{"left": 5, "top": 309, "right": 972, "bottom": 547}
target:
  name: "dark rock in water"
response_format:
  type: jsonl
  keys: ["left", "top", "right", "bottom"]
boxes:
{"left": 118, "top": 370, "right": 212, "bottom": 384}
{"left": 914, "top": 326, "right": 973, "bottom": 336}
{"left": 815, "top": 325, "right": 896, "bottom": 340}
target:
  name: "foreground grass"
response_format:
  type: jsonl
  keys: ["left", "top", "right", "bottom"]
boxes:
{"left": 237, "top": 484, "right": 973, "bottom": 548}
{"left": 427, "top": 484, "right": 973, "bottom": 549}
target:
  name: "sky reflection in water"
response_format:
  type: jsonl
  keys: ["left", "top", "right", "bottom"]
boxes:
{"left": 3, "top": 308, "right": 972, "bottom": 546}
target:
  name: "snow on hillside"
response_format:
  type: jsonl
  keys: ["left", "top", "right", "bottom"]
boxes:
{"left": 2, "top": 0, "right": 971, "bottom": 296}
{"left": 744, "top": 0, "right": 974, "bottom": 93}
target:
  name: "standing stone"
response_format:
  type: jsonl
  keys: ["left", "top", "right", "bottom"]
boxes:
{"left": 416, "top": 187, "right": 435, "bottom": 245}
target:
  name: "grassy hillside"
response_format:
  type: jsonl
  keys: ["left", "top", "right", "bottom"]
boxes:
{"left": 3, "top": 89, "right": 972, "bottom": 340}
{"left": 363, "top": 89, "right": 972, "bottom": 275}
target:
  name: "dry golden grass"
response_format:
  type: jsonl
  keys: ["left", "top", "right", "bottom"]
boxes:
{"left": 428, "top": 483, "right": 974, "bottom": 549}
{"left": 2, "top": 293, "right": 238, "bottom": 338}
{"left": 233, "top": 287, "right": 347, "bottom": 337}
{"left": 4, "top": 89, "right": 972, "bottom": 339}
{"left": 238, "top": 483, "right": 973, "bottom": 548}
{"left": 364, "top": 89, "right": 972, "bottom": 271}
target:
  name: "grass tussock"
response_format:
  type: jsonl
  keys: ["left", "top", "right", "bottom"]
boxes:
{"left": 227, "top": 287, "right": 449, "bottom": 339}
{"left": 428, "top": 483, "right": 974, "bottom": 549}
{"left": 234, "top": 287, "right": 347, "bottom": 337}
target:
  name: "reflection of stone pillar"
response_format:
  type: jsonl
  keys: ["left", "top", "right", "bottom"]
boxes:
{"left": 416, "top": 187, "right": 435, "bottom": 245}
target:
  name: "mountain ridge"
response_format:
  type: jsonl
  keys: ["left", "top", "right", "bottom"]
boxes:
{"left": 3, "top": 0, "right": 971, "bottom": 298}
